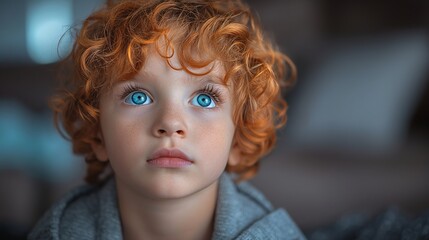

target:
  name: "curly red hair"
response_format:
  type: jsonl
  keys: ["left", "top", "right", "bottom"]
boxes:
{"left": 52, "top": 0, "right": 296, "bottom": 184}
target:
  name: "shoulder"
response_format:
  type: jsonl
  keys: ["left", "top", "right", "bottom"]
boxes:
{"left": 28, "top": 182, "right": 95, "bottom": 240}
{"left": 213, "top": 173, "right": 307, "bottom": 240}
{"left": 28, "top": 177, "right": 121, "bottom": 240}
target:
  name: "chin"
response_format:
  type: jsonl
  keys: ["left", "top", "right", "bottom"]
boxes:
{"left": 136, "top": 174, "right": 197, "bottom": 199}
{"left": 143, "top": 176, "right": 219, "bottom": 201}
{"left": 143, "top": 183, "right": 198, "bottom": 200}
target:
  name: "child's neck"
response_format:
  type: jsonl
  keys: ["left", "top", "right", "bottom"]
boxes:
{"left": 115, "top": 179, "right": 218, "bottom": 240}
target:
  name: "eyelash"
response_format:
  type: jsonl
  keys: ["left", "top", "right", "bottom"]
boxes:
{"left": 119, "top": 84, "right": 147, "bottom": 100}
{"left": 119, "top": 83, "right": 224, "bottom": 104}
{"left": 198, "top": 84, "right": 223, "bottom": 104}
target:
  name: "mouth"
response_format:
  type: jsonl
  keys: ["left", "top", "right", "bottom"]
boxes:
{"left": 147, "top": 148, "right": 193, "bottom": 168}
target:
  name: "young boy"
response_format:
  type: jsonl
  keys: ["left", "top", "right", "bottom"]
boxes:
{"left": 29, "top": 0, "right": 305, "bottom": 239}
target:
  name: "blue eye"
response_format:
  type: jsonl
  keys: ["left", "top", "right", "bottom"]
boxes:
{"left": 191, "top": 93, "right": 215, "bottom": 108}
{"left": 124, "top": 91, "right": 152, "bottom": 105}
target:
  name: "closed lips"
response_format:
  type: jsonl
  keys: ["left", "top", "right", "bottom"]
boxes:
{"left": 147, "top": 148, "right": 193, "bottom": 163}
{"left": 147, "top": 148, "right": 193, "bottom": 168}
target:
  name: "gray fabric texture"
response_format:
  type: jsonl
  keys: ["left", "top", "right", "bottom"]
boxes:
{"left": 29, "top": 173, "right": 306, "bottom": 240}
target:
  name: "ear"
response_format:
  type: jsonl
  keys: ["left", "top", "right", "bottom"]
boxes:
{"left": 228, "top": 145, "right": 241, "bottom": 166}
{"left": 90, "top": 131, "right": 108, "bottom": 162}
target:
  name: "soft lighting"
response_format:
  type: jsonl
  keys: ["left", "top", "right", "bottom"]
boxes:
{"left": 26, "top": 0, "right": 73, "bottom": 64}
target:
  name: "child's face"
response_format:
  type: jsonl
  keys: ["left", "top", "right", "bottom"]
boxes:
{"left": 92, "top": 48, "right": 236, "bottom": 199}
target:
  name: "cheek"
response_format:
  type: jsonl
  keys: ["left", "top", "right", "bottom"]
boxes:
{"left": 195, "top": 119, "right": 235, "bottom": 180}
{"left": 100, "top": 109, "right": 150, "bottom": 163}
{"left": 193, "top": 114, "right": 235, "bottom": 158}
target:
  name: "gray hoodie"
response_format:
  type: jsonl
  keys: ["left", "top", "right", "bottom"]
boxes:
{"left": 29, "top": 173, "right": 306, "bottom": 240}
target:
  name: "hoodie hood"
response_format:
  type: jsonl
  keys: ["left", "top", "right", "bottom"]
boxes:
{"left": 213, "top": 174, "right": 305, "bottom": 239}
{"left": 29, "top": 173, "right": 306, "bottom": 240}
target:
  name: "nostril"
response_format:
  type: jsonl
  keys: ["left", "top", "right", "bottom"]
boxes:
{"left": 155, "top": 129, "right": 185, "bottom": 136}
{"left": 158, "top": 129, "right": 166, "bottom": 134}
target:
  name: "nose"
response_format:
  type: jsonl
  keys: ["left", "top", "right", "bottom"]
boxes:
{"left": 152, "top": 105, "right": 187, "bottom": 138}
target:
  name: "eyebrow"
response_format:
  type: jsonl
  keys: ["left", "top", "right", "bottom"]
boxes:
{"left": 196, "top": 74, "right": 228, "bottom": 86}
{"left": 112, "top": 66, "right": 228, "bottom": 89}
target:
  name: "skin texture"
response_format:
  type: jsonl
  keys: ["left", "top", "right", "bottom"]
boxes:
{"left": 91, "top": 48, "right": 237, "bottom": 239}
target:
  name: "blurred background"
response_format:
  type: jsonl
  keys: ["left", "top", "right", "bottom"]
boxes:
{"left": 0, "top": 0, "right": 428, "bottom": 239}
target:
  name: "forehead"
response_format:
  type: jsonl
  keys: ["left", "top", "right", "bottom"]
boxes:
{"left": 140, "top": 47, "right": 226, "bottom": 82}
